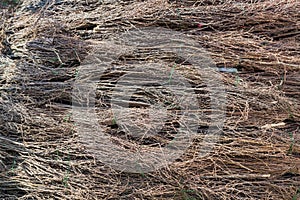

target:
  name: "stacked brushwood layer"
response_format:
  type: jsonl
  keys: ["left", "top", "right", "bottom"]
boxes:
{"left": 0, "top": 0, "right": 299, "bottom": 199}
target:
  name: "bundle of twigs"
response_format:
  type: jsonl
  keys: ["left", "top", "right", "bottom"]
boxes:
{"left": 0, "top": 0, "right": 299, "bottom": 199}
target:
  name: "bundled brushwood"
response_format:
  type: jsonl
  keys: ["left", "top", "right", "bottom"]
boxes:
{"left": 0, "top": 0, "right": 299, "bottom": 199}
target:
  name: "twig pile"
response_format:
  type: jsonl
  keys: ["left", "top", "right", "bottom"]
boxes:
{"left": 0, "top": 0, "right": 299, "bottom": 199}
